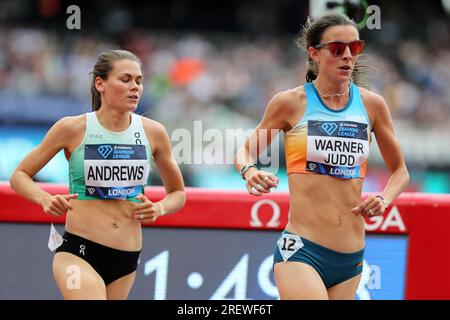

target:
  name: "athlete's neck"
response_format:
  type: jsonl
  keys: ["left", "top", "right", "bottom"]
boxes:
{"left": 95, "top": 107, "right": 132, "bottom": 132}
{"left": 314, "top": 75, "right": 351, "bottom": 99}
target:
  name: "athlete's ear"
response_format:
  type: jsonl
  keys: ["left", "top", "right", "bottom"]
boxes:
{"left": 308, "top": 47, "right": 320, "bottom": 64}
{"left": 95, "top": 76, "right": 105, "bottom": 93}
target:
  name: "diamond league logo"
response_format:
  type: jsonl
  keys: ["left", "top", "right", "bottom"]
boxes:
{"left": 97, "top": 145, "right": 113, "bottom": 159}
{"left": 320, "top": 123, "right": 338, "bottom": 136}
{"left": 87, "top": 187, "right": 96, "bottom": 195}
{"left": 308, "top": 163, "right": 317, "bottom": 171}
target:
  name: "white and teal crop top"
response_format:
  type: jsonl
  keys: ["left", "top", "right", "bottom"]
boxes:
{"left": 69, "top": 112, "right": 152, "bottom": 202}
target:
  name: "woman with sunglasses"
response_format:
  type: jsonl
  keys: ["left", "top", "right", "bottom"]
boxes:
{"left": 235, "top": 12, "right": 409, "bottom": 299}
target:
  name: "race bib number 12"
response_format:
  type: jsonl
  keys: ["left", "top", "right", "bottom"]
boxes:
{"left": 277, "top": 233, "right": 304, "bottom": 262}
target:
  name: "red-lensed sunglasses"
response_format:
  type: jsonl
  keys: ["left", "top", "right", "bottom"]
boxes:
{"left": 314, "top": 40, "right": 365, "bottom": 57}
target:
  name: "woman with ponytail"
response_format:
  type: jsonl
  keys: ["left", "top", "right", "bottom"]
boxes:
{"left": 235, "top": 13, "right": 409, "bottom": 299}
{"left": 10, "top": 50, "right": 185, "bottom": 299}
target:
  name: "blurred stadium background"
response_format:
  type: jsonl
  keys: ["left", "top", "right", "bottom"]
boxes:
{"left": 1, "top": 0, "right": 450, "bottom": 193}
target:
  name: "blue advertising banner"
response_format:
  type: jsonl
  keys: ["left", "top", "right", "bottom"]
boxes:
{"left": 0, "top": 223, "right": 407, "bottom": 300}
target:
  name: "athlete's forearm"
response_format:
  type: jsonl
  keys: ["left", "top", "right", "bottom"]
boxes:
{"left": 378, "top": 166, "right": 409, "bottom": 206}
{"left": 234, "top": 143, "right": 257, "bottom": 174}
{"left": 10, "top": 170, "right": 51, "bottom": 206}
{"left": 234, "top": 126, "right": 279, "bottom": 175}
{"left": 157, "top": 190, "right": 186, "bottom": 216}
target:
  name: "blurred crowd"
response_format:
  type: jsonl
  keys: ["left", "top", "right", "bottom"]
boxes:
{"left": 1, "top": 27, "right": 450, "bottom": 175}
{"left": 1, "top": 27, "right": 449, "bottom": 129}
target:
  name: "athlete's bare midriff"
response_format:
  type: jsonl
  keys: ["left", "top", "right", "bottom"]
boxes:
{"left": 285, "top": 173, "right": 365, "bottom": 253}
{"left": 60, "top": 114, "right": 143, "bottom": 252}
{"left": 65, "top": 199, "right": 142, "bottom": 251}
{"left": 278, "top": 84, "right": 369, "bottom": 253}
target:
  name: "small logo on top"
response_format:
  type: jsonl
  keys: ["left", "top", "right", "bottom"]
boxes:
{"left": 321, "top": 123, "right": 338, "bottom": 136}
{"left": 79, "top": 244, "right": 86, "bottom": 256}
{"left": 97, "top": 145, "right": 113, "bottom": 159}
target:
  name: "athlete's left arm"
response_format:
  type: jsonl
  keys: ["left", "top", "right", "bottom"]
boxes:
{"left": 136, "top": 118, "right": 186, "bottom": 220}
{"left": 369, "top": 92, "right": 410, "bottom": 206}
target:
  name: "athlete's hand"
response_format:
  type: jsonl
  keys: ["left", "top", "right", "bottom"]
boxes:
{"left": 133, "top": 193, "right": 163, "bottom": 223}
{"left": 41, "top": 193, "right": 78, "bottom": 216}
{"left": 245, "top": 170, "right": 279, "bottom": 196}
{"left": 351, "top": 195, "right": 386, "bottom": 217}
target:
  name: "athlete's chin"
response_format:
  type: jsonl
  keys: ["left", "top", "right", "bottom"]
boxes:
{"left": 335, "top": 71, "right": 352, "bottom": 82}
{"left": 124, "top": 101, "right": 139, "bottom": 111}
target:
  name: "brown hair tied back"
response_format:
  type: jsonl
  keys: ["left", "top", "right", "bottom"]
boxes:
{"left": 297, "top": 12, "right": 370, "bottom": 88}
{"left": 89, "top": 50, "right": 142, "bottom": 111}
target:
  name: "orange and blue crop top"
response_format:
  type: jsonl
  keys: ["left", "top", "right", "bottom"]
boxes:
{"left": 284, "top": 82, "right": 371, "bottom": 179}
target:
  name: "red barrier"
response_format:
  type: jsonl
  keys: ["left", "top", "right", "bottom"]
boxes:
{"left": 1, "top": 181, "right": 450, "bottom": 299}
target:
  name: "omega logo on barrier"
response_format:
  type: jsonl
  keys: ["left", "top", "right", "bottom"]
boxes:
{"left": 364, "top": 206, "right": 406, "bottom": 232}
{"left": 250, "top": 199, "right": 280, "bottom": 228}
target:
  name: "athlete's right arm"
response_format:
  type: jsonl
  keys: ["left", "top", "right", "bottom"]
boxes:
{"left": 234, "top": 90, "right": 298, "bottom": 196}
{"left": 10, "top": 117, "right": 80, "bottom": 216}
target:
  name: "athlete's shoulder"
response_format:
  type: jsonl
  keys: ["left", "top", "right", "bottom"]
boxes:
{"left": 268, "top": 86, "right": 306, "bottom": 114}
{"left": 139, "top": 114, "right": 165, "bottom": 130}
{"left": 139, "top": 114, "right": 169, "bottom": 139}
{"left": 261, "top": 87, "right": 307, "bottom": 130}
{"left": 138, "top": 114, "right": 171, "bottom": 154}
{"left": 357, "top": 87, "right": 391, "bottom": 128}
{"left": 52, "top": 114, "right": 86, "bottom": 135}
{"left": 357, "top": 86, "right": 387, "bottom": 109}
{"left": 273, "top": 86, "right": 306, "bottom": 104}
{"left": 40, "top": 114, "right": 86, "bottom": 149}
